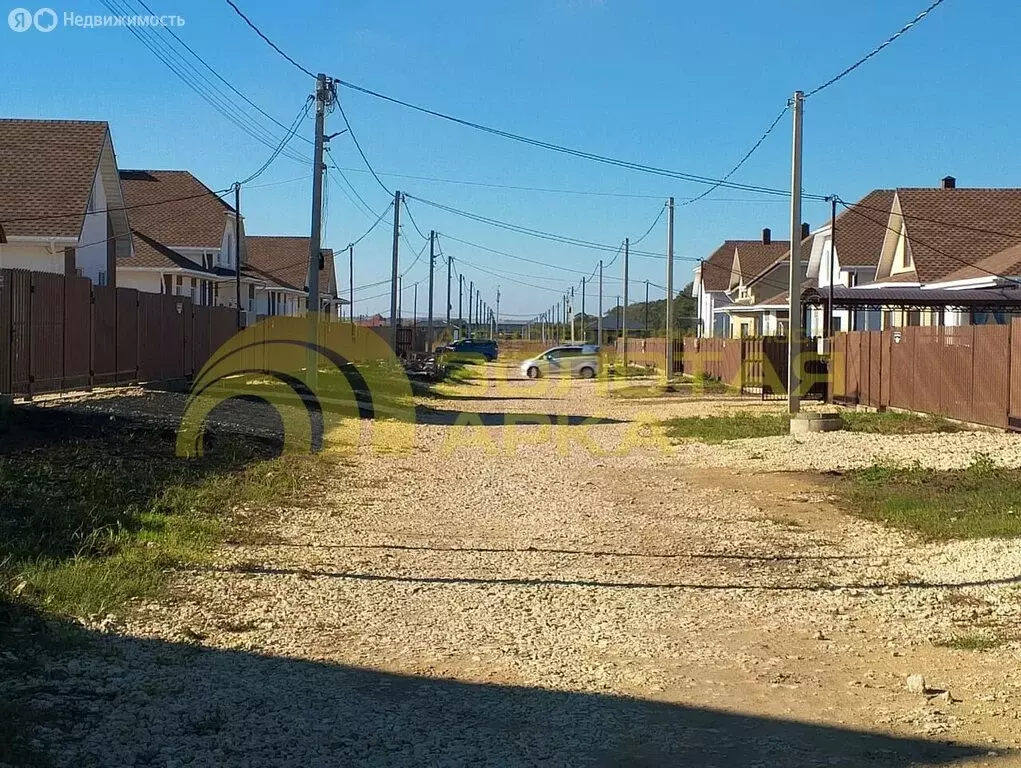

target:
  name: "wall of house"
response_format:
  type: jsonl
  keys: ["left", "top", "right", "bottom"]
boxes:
{"left": 0, "top": 241, "right": 65, "bottom": 273}
{"left": 729, "top": 313, "right": 758, "bottom": 338}
{"left": 118, "top": 271, "right": 164, "bottom": 294}
{"left": 76, "top": 170, "right": 109, "bottom": 284}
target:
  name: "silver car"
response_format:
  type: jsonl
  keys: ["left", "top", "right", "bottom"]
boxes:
{"left": 520, "top": 345, "right": 601, "bottom": 379}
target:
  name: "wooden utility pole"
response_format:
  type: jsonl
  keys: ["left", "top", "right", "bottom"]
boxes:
{"left": 622, "top": 237, "right": 629, "bottom": 375}
{"left": 389, "top": 190, "right": 402, "bottom": 350}
{"left": 787, "top": 91, "right": 805, "bottom": 416}
{"left": 664, "top": 197, "right": 675, "bottom": 383}
{"left": 427, "top": 230, "right": 436, "bottom": 352}
{"left": 597, "top": 260, "right": 603, "bottom": 346}
{"left": 307, "top": 73, "right": 331, "bottom": 385}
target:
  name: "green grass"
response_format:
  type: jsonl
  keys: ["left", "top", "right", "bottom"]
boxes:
{"left": 933, "top": 633, "right": 1011, "bottom": 651}
{"left": 0, "top": 411, "right": 334, "bottom": 618}
{"left": 835, "top": 455, "right": 1021, "bottom": 540}
{"left": 662, "top": 413, "right": 790, "bottom": 443}
{"left": 662, "top": 410, "right": 963, "bottom": 444}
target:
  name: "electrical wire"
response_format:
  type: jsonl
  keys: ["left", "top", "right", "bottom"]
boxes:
{"left": 1, "top": 186, "right": 234, "bottom": 225}
{"left": 334, "top": 86, "right": 393, "bottom": 196}
{"left": 239, "top": 95, "right": 313, "bottom": 184}
{"left": 347, "top": 200, "right": 396, "bottom": 248}
{"left": 335, "top": 78, "right": 828, "bottom": 200}
{"left": 806, "top": 0, "right": 948, "bottom": 98}
{"left": 222, "top": 0, "right": 316, "bottom": 79}
{"left": 628, "top": 204, "right": 666, "bottom": 246}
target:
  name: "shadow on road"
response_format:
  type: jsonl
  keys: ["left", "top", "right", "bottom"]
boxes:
{"left": 1, "top": 603, "right": 988, "bottom": 767}
{"left": 414, "top": 406, "right": 624, "bottom": 426}
{"left": 218, "top": 562, "right": 1021, "bottom": 593}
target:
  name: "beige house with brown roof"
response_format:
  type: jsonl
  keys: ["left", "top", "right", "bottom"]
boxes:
{"left": 246, "top": 236, "right": 344, "bottom": 319}
{"left": 0, "top": 119, "right": 131, "bottom": 286}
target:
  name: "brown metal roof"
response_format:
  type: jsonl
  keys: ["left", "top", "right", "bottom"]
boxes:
{"left": 896, "top": 188, "right": 1021, "bottom": 283}
{"left": 0, "top": 119, "right": 110, "bottom": 239}
{"left": 832, "top": 189, "right": 895, "bottom": 267}
{"left": 246, "top": 236, "right": 338, "bottom": 298}
{"left": 734, "top": 241, "right": 791, "bottom": 282}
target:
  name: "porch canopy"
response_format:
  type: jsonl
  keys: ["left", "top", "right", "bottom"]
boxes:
{"left": 801, "top": 285, "right": 1021, "bottom": 311}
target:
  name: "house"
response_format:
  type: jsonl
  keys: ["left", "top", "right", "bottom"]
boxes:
{"left": 245, "top": 236, "right": 345, "bottom": 318}
{"left": 117, "top": 170, "right": 259, "bottom": 311}
{"left": 804, "top": 189, "right": 894, "bottom": 334}
{"left": 711, "top": 229, "right": 797, "bottom": 338}
{"left": 694, "top": 229, "right": 790, "bottom": 337}
{"left": 0, "top": 119, "right": 131, "bottom": 285}
{"left": 801, "top": 179, "right": 1021, "bottom": 328}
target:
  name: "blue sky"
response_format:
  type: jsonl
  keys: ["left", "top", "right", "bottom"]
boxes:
{"left": 3, "top": 0, "right": 1019, "bottom": 319}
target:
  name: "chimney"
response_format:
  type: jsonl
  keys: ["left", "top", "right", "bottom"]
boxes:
{"left": 801, "top": 222, "right": 811, "bottom": 240}
{"left": 762, "top": 227, "right": 771, "bottom": 245}
{"left": 942, "top": 175, "right": 956, "bottom": 189}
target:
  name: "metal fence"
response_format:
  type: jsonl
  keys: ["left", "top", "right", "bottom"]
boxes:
{"left": 0, "top": 268, "right": 238, "bottom": 398}
{"left": 832, "top": 323, "right": 1020, "bottom": 429}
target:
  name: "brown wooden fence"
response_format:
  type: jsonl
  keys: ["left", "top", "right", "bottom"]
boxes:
{"left": 833, "top": 323, "right": 1020, "bottom": 429}
{"left": 0, "top": 268, "right": 238, "bottom": 398}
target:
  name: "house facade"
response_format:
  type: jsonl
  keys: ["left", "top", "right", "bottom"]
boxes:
{"left": 0, "top": 119, "right": 131, "bottom": 285}
{"left": 246, "top": 236, "right": 345, "bottom": 319}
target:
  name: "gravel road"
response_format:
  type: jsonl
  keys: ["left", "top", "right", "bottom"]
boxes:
{"left": 7, "top": 367, "right": 1021, "bottom": 767}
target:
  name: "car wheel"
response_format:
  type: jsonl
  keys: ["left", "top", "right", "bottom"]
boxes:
{"left": 527, "top": 366, "right": 541, "bottom": 379}
{"left": 579, "top": 366, "right": 595, "bottom": 379}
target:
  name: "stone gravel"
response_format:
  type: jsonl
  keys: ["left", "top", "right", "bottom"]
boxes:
{"left": 6, "top": 370, "right": 1021, "bottom": 766}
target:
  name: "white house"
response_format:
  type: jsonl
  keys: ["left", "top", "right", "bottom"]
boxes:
{"left": 0, "top": 119, "right": 132, "bottom": 285}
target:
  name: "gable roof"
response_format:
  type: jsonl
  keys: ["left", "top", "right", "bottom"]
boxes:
{"left": 894, "top": 188, "right": 1021, "bottom": 283}
{"left": 733, "top": 240, "right": 791, "bottom": 283}
{"left": 0, "top": 119, "right": 119, "bottom": 240}
{"left": 938, "top": 241, "right": 1021, "bottom": 284}
{"left": 830, "top": 189, "right": 895, "bottom": 267}
{"left": 700, "top": 241, "right": 739, "bottom": 292}
{"left": 246, "top": 236, "right": 338, "bottom": 298}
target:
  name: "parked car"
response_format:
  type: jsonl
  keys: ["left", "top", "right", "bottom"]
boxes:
{"left": 520, "top": 345, "right": 600, "bottom": 379}
{"left": 440, "top": 338, "right": 499, "bottom": 362}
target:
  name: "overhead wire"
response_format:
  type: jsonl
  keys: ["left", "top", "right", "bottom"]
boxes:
{"left": 222, "top": 0, "right": 316, "bottom": 79}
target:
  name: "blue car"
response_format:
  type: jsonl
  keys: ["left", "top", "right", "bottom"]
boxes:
{"left": 442, "top": 338, "right": 499, "bottom": 362}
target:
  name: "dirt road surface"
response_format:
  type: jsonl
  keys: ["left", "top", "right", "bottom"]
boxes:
{"left": 13, "top": 364, "right": 1021, "bottom": 767}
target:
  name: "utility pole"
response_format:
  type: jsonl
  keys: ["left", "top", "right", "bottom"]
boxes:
{"left": 664, "top": 197, "right": 675, "bottom": 383}
{"left": 446, "top": 251, "right": 452, "bottom": 335}
{"left": 427, "top": 230, "right": 436, "bottom": 352}
{"left": 787, "top": 90, "right": 805, "bottom": 416}
{"left": 234, "top": 182, "right": 242, "bottom": 328}
{"left": 307, "top": 73, "right": 331, "bottom": 385}
{"left": 458, "top": 274, "right": 464, "bottom": 338}
{"left": 597, "top": 259, "right": 604, "bottom": 346}
{"left": 826, "top": 196, "right": 837, "bottom": 338}
{"left": 389, "top": 189, "right": 402, "bottom": 350}
{"left": 570, "top": 286, "right": 575, "bottom": 342}
{"left": 644, "top": 279, "right": 649, "bottom": 336}
{"left": 348, "top": 244, "right": 354, "bottom": 331}
{"left": 398, "top": 276, "right": 402, "bottom": 324}
{"left": 581, "top": 277, "right": 586, "bottom": 344}
{"left": 413, "top": 282, "right": 418, "bottom": 346}
{"left": 623, "top": 238, "right": 629, "bottom": 376}
{"left": 496, "top": 286, "right": 500, "bottom": 340}
{"left": 468, "top": 279, "right": 474, "bottom": 337}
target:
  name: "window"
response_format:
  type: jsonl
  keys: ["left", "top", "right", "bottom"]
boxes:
{"left": 190, "top": 277, "right": 197, "bottom": 303}
{"left": 847, "top": 271, "right": 858, "bottom": 288}
{"left": 97, "top": 271, "right": 108, "bottom": 287}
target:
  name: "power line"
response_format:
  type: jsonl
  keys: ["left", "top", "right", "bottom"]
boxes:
{"left": 1, "top": 186, "right": 234, "bottom": 225}
{"left": 334, "top": 86, "right": 393, "bottom": 196}
{"left": 806, "top": 0, "right": 948, "bottom": 98}
{"left": 679, "top": 105, "right": 790, "bottom": 207}
{"left": 628, "top": 204, "right": 666, "bottom": 246}
{"left": 222, "top": 0, "right": 316, "bottom": 79}
{"left": 335, "top": 78, "right": 827, "bottom": 200}
{"left": 239, "top": 95, "right": 312, "bottom": 184}
{"left": 347, "top": 199, "right": 396, "bottom": 248}
{"left": 438, "top": 233, "right": 595, "bottom": 275}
